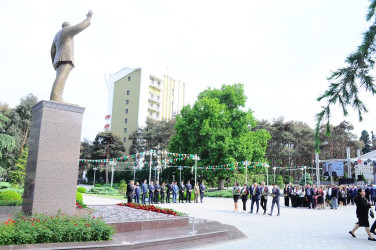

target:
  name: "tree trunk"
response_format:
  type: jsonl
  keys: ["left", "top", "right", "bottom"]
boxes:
{"left": 218, "top": 176, "right": 225, "bottom": 190}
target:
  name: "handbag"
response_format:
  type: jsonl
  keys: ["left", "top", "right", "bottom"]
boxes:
{"left": 370, "top": 209, "right": 375, "bottom": 219}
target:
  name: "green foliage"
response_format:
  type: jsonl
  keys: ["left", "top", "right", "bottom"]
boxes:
{"left": 299, "top": 172, "right": 313, "bottom": 186}
{"left": 169, "top": 84, "right": 270, "bottom": 188}
{"left": 0, "top": 200, "right": 22, "bottom": 206}
{"left": 315, "top": 1, "right": 376, "bottom": 152}
{"left": 361, "top": 173, "right": 367, "bottom": 183}
{"left": 118, "top": 180, "right": 127, "bottom": 195}
{"left": 94, "top": 183, "right": 102, "bottom": 187}
{"left": 0, "top": 182, "right": 12, "bottom": 189}
{"left": 9, "top": 148, "right": 28, "bottom": 186}
{"left": 0, "top": 113, "right": 16, "bottom": 160}
{"left": 76, "top": 187, "right": 87, "bottom": 194}
{"left": 0, "top": 212, "right": 115, "bottom": 245}
{"left": 76, "top": 191, "right": 83, "bottom": 203}
{"left": 0, "top": 190, "right": 22, "bottom": 201}
{"left": 87, "top": 187, "right": 119, "bottom": 195}
{"left": 360, "top": 130, "right": 371, "bottom": 154}
{"left": 205, "top": 189, "right": 233, "bottom": 198}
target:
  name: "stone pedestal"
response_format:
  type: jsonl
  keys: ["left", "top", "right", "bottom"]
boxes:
{"left": 22, "top": 101, "right": 85, "bottom": 215}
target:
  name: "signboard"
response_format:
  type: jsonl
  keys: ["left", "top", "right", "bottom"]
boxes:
{"left": 322, "top": 162, "right": 344, "bottom": 177}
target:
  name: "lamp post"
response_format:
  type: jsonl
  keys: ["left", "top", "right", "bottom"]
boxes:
{"left": 273, "top": 167, "right": 276, "bottom": 183}
{"left": 346, "top": 147, "right": 351, "bottom": 177}
{"left": 266, "top": 165, "right": 269, "bottom": 186}
{"left": 194, "top": 155, "right": 200, "bottom": 185}
{"left": 93, "top": 167, "right": 97, "bottom": 187}
{"left": 245, "top": 161, "right": 249, "bottom": 185}
{"left": 149, "top": 149, "right": 153, "bottom": 184}
{"left": 110, "top": 160, "right": 115, "bottom": 188}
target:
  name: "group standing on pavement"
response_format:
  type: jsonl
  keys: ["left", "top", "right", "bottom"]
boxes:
{"left": 126, "top": 179, "right": 206, "bottom": 205}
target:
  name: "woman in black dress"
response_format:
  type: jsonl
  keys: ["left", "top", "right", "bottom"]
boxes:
{"left": 240, "top": 183, "right": 249, "bottom": 213}
{"left": 349, "top": 189, "right": 376, "bottom": 241}
{"left": 232, "top": 182, "right": 241, "bottom": 212}
{"left": 283, "top": 184, "right": 290, "bottom": 207}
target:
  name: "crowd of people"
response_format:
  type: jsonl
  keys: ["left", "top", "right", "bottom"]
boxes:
{"left": 125, "top": 180, "right": 206, "bottom": 204}
{"left": 233, "top": 181, "right": 281, "bottom": 216}
{"left": 281, "top": 183, "right": 376, "bottom": 209}
{"left": 231, "top": 181, "right": 376, "bottom": 241}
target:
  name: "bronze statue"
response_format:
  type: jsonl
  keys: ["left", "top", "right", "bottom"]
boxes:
{"left": 50, "top": 10, "right": 93, "bottom": 102}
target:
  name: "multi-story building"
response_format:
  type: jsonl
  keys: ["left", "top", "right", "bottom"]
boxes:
{"left": 104, "top": 67, "right": 186, "bottom": 154}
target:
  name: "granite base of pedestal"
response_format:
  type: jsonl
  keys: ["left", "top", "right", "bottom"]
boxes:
{"left": 22, "top": 100, "right": 85, "bottom": 216}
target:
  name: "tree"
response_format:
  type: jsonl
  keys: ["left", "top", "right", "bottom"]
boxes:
{"left": 0, "top": 113, "right": 16, "bottom": 160}
{"left": 315, "top": 1, "right": 376, "bottom": 151}
{"left": 8, "top": 147, "right": 28, "bottom": 186}
{"left": 169, "top": 84, "right": 270, "bottom": 189}
{"left": 79, "top": 138, "right": 94, "bottom": 180}
{"left": 92, "top": 131, "right": 125, "bottom": 183}
{"left": 360, "top": 130, "right": 371, "bottom": 154}
{"left": 299, "top": 172, "right": 313, "bottom": 186}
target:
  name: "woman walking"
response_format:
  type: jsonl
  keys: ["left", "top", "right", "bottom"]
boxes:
{"left": 241, "top": 183, "right": 249, "bottom": 213}
{"left": 233, "top": 182, "right": 241, "bottom": 212}
{"left": 349, "top": 189, "right": 376, "bottom": 241}
{"left": 283, "top": 184, "right": 290, "bottom": 207}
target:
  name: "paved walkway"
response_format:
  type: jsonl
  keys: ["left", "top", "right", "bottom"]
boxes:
{"left": 83, "top": 195, "right": 376, "bottom": 250}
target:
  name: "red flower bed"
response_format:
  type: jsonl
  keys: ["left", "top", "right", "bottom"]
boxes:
{"left": 116, "top": 202, "right": 180, "bottom": 216}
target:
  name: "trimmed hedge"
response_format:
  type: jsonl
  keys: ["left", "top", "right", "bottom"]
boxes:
{"left": 87, "top": 187, "right": 119, "bottom": 195}
{"left": 77, "top": 187, "right": 87, "bottom": 193}
{"left": 0, "top": 190, "right": 22, "bottom": 201}
{"left": 205, "top": 189, "right": 233, "bottom": 198}
{"left": 76, "top": 191, "right": 83, "bottom": 203}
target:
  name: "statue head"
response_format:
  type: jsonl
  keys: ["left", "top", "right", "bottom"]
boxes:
{"left": 62, "top": 22, "right": 71, "bottom": 28}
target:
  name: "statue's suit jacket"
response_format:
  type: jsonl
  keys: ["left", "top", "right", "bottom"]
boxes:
{"left": 51, "top": 18, "right": 91, "bottom": 69}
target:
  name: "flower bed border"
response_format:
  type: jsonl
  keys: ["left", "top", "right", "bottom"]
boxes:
{"left": 116, "top": 202, "right": 185, "bottom": 216}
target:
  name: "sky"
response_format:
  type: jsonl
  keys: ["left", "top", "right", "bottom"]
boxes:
{"left": 0, "top": 0, "right": 375, "bottom": 143}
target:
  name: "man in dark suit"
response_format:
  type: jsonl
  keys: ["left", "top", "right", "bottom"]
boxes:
{"left": 179, "top": 181, "right": 185, "bottom": 203}
{"left": 250, "top": 183, "right": 260, "bottom": 214}
{"left": 305, "top": 184, "right": 314, "bottom": 209}
{"left": 149, "top": 181, "right": 155, "bottom": 204}
{"left": 154, "top": 181, "right": 161, "bottom": 204}
{"left": 331, "top": 185, "right": 338, "bottom": 209}
{"left": 186, "top": 181, "right": 192, "bottom": 203}
{"left": 199, "top": 181, "right": 206, "bottom": 203}
{"left": 269, "top": 183, "right": 281, "bottom": 216}
{"left": 126, "top": 180, "right": 135, "bottom": 203}
{"left": 141, "top": 180, "right": 148, "bottom": 204}
{"left": 134, "top": 182, "right": 140, "bottom": 203}
{"left": 260, "top": 182, "right": 269, "bottom": 215}
{"left": 166, "top": 182, "right": 172, "bottom": 203}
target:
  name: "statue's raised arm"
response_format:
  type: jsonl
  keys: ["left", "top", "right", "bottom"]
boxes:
{"left": 50, "top": 10, "right": 93, "bottom": 103}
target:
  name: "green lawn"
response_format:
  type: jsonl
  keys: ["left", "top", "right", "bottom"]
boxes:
{"left": 83, "top": 193, "right": 127, "bottom": 200}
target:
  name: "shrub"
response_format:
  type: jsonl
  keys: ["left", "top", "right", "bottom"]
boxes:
{"left": 76, "top": 187, "right": 86, "bottom": 193}
{"left": 0, "top": 200, "right": 22, "bottom": 206}
{"left": 87, "top": 187, "right": 119, "bottom": 195}
{"left": 76, "top": 191, "right": 83, "bottom": 204}
{"left": 118, "top": 180, "right": 127, "bottom": 195}
{"left": 205, "top": 189, "right": 233, "bottom": 198}
{"left": 94, "top": 183, "right": 102, "bottom": 187}
{"left": 0, "top": 182, "right": 11, "bottom": 190}
{"left": 0, "top": 190, "right": 22, "bottom": 201}
{"left": 0, "top": 212, "right": 115, "bottom": 245}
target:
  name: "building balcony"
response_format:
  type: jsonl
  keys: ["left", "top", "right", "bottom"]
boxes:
{"left": 148, "top": 106, "right": 160, "bottom": 112}
{"left": 149, "top": 81, "right": 161, "bottom": 90}
{"left": 148, "top": 96, "right": 161, "bottom": 103}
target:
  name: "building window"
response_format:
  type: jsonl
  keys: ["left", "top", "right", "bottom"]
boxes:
{"left": 126, "top": 100, "right": 129, "bottom": 105}
{"left": 127, "top": 90, "right": 130, "bottom": 95}
{"left": 125, "top": 109, "right": 128, "bottom": 114}
{"left": 128, "top": 76, "right": 131, "bottom": 81}
{"left": 125, "top": 118, "right": 128, "bottom": 124}
{"left": 124, "top": 128, "right": 127, "bottom": 133}
{"left": 124, "top": 138, "right": 127, "bottom": 142}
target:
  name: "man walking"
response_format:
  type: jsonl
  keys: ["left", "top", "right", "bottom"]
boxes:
{"left": 250, "top": 183, "right": 260, "bottom": 214}
{"left": 269, "top": 183, "right": 281, "bottom": 216}
{"left": 305, "top": 184, "right": 314, "bottom": 209}
{"left": 260, "top": 182, "right": 269, "bottom": 215}
{"left": 166, "top": 182, "right": 172, "bottom": 203}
